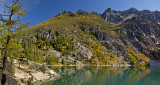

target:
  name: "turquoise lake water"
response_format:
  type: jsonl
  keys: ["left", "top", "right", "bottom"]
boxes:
{"left": 42, "top": 66, "right": 160, "bottom": 85}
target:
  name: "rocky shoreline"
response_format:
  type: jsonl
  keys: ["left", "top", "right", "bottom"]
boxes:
{"left": 0, "top": 57, "right": 132, "bottom": 85}
{"left": 1, "top": 58, "right": 157, "bottom": 85}
{"left": 10, "top": 58, "right": 58, "bottom": 85}
{"left": 48, "top": 64, "right": 132, "bottom": 67}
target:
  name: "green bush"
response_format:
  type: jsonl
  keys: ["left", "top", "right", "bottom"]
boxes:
{"left": 46, "top": 55, "right": 58, "bottom": 65}
{"left": 7, "top": 64, "right": 15, "bottom": 75}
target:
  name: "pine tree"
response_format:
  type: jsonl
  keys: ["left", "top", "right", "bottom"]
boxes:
{"left": 0, "top": 0, "right": 29, "bottom": 84}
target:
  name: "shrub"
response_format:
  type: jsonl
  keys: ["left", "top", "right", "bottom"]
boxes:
{"left": 46, "top": 55, "right": 58, "bottom": 65}
{"left": 7, "top": 64, "right": 15, "bottom": 75}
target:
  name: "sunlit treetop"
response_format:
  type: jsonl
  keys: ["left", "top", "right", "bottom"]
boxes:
{"left": 0, "top": 0, "right": 29, "bottom": 35}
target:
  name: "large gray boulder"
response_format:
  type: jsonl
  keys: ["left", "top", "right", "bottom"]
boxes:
{"left": 73, "top": 42, "right": 93, "bottom": 59}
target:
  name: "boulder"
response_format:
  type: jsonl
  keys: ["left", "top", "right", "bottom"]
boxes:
{"left": 12, "top": 58, "right": 58, "bottom": 85}
{"left": 73, "top": 42, "right": 93, "bottom": 59}
{"left": 30, "top": 71, "right": 50, "bottom": 81}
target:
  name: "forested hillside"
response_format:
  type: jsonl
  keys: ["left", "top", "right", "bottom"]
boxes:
{"left": 1, "top": 8, "right": 160, "bottom": 66}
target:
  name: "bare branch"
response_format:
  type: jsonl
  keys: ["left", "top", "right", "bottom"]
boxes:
{"left": 4, "top": 2, "right": 9, "bottom": 8}
{"left": 0, "top": 14, "right": 10, "bottom": 16}
{"left": 13, "top": 0, "right": 19, "bottom": 4}
{"left": 17, "top": 20, "right": 21, "bottom": 21}
{"left": 11, "top": 26, "right": 17, "bottom": 28}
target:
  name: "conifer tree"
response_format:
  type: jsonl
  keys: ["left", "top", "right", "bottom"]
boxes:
{"left": 0, "top": 0, "right": 29, "bottom": 84}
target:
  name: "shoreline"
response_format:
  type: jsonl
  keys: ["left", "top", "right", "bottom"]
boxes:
{"left": 47, "top": 64, "right": 132, "bottom": 67}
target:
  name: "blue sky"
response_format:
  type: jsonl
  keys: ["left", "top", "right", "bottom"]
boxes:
{"left": 1, "top": 0, "right": 160, "bottom": 27}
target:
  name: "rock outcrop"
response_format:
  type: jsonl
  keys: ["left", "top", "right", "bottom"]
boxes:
{"left": 12, "top": 58, "right": 58, "bottom": 85}
{"left": 73, "top": 42, "right": 93, "bottom": 59}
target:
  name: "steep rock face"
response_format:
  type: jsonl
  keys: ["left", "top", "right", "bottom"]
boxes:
{"left": 101, "top": 8, "right": 124, "bottom": 24}
{"left": 120, "top": 12, "right": 160, "bottom": 60}
{"left": 88, "top": 27, "right": 130, "bottom": 62}
{"left": 35, "top": 28, "right": 55, "bottom": 41}
{"left": 101, "top": 8, "right": 160, "bottom": 61}
{"left": 73, "top": 42, "right": 93, "bottom": 59}
{"left": 101, "top": 8, "right": 139, "bottom": 24}
{"left": 120, "top": 8, "right": 139, "bottom": 18}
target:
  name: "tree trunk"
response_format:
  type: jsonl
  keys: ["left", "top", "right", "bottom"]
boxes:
{"left": 2, "top": 35, "right": 10, "bottom": 70}
{"left": 2, "top": 51, "right": 8, "bottom": 71}
{"left": 1, "top": 35, "right": 11, "bottom": 85}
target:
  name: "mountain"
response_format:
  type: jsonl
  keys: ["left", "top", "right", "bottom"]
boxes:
{"left": 15, "top": 8, "right": 160, "bottom": 66}
{"left": 101, "top": 8, "right": 160, "bottom": 60}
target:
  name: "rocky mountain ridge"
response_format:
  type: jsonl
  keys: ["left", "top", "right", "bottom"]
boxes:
{"left": 101, "top": 8, "right": 160, "bottom": 24}
{"left": 20, "top": 8, "right": 160, "bottom": 66}
{"left": 101, "top": 8, "right": 160, "bottom": 61}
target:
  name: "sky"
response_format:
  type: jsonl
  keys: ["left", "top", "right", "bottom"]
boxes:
{"left": 0, "top": 0, "right": 160, "bottom": 27}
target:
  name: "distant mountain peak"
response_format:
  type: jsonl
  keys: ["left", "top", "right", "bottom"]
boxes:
{"left": 123, "top": 7, "right": 139, "bottom": 15}
{"left": 104, "top": 8, "right": 113, "bottom": 13}
{"left": 127, "top": 7, "right": 138, "bottom": 12}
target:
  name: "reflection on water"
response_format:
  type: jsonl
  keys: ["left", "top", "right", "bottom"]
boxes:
{"left": 42, "top": 66, "right": 160, "bottom": 85}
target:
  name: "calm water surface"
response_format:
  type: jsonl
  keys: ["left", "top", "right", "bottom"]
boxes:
{"left": 42, "top": 66, "right": 160, "bottom": 85}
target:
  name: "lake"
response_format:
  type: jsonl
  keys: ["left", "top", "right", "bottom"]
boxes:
{"left": 41, "top": 66, "right": 160, "bottom": 85}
